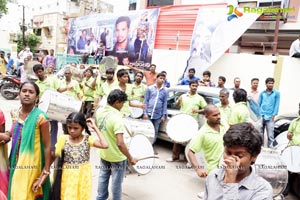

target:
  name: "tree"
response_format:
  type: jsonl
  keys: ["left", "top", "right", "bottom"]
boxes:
{"left": 0, "top": 0, "right": 8, "bottom": 18}
{"left": 17, "top": 33, "right": 41, "bottom": 53}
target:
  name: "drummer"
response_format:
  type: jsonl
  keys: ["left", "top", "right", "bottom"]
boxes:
{"left": 187, "top": 104, "right": 228, "bottom": 175}
{"left": 114, "top": 69, "right": 144, "bottom": 117}
{"left": 57, "top": 67, "right": 81, "bottom": 134}
{"left": 94, "top": 68, "right": 118, "bottom": 109}
{"left": 131, "top": 71, "right": 147, "bottom": 103}
{"left": 95, "top": 89, "right": 137, "bottom": 200}
{"left": 287, "top": 102, "right": 300, "bottom": 146}
{"left": 215, "top": 88, "right": 233, "bottom": 125}
{"left": 282, "top": 102, "right": 300, "bottom": 197}
{"left": 228, "top": 88, "right": 250, "bottom": 126}
{"left": 81, "top": 68, "right": 97, "bottom": 118}
{"left": 187, "top": 104, "right": 227, "bottom": 199}
{"left": 33, "top": 64, "right": 59, "bottom": 152}
{"left": 166, "top": 80, "right": 207, "bottom": 162}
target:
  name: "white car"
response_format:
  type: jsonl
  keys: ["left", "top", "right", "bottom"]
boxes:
{"left": 158, "top": 85, "right": 261, "bottom": 143}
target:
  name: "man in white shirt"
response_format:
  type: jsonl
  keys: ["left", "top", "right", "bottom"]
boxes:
{"left": 18, "top": 47, "right": 32, "bottom": 66}
{"left": 289, "top": 35, "right": 300, "bottom": 57}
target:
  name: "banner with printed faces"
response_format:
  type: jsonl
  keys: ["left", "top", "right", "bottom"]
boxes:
{"left": 67, "top": 9, "right": 159, "bottom": 69}
{"left": 185, "top": 5, "right": 260, "bottom": 77}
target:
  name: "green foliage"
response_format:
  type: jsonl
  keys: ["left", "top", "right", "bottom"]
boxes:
{"left": 0, "top": 0, "right": 8, "bottom": 18}
{"left": 17, "top": 33, "right": 41, "bottom": 53}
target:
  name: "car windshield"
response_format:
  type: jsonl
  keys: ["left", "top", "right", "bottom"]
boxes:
{"left": 167, "top": 89, "right": 220, "bottom": 109}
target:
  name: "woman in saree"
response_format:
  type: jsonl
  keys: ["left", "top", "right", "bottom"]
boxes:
{"left": 0, "top": 108, "right": 9, "bottom": 200}
{"left": 8, "top": 81, "right": 51, "bottom": 200}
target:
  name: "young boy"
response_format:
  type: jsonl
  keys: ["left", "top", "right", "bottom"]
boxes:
{"left": 204, "top": 122, "right": 273, "bottom": 200}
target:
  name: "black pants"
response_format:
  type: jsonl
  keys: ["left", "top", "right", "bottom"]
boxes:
{"left": 81, "top": 53, "right": 90, "bottom": 64}
{"left": 81, "top": 101, "right": 94, "bottom": 118}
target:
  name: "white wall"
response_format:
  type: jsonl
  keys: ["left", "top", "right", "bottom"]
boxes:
{"left": 207, "top": 53, "right": 300, "bottom": 115}
{"left": 278, "top": 57, "right": 300, "bottom": 114}
{"left": 151, "top": 49, "right": 190, "bottom": 85}
{"left": 208, "top": 53, "right": 275, "bottom": 90}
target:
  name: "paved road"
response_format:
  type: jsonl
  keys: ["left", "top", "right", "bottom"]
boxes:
{"left": 0, "top": 95, "right": 298, "bottom": 200}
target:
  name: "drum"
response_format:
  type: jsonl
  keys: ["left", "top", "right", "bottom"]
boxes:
{"left": 38, "top": 90, "right": 82, "bottom": 123}
{"left": 93, "top": 97, "right": 107, "bottom": 119}
{"left": 254, "top": 148, "right": 288, "bottom": 198}
{"left": 272, "top": 131, "right": 289, "bottom": 149}
{"left": 184, "top": 143, "right": 207, "bottom": 170}
{"left": 123, "top": 118, "right": 155, "bottom": 144}
{"left": 281, "top": 146, "right": 300, "bottom": 173}
{"left": 123, "top": 129, "right": 131, "bottom": 148}
{"left": 97, "top": 96, "right": 107, "bottom": 110}
{"left": 166, "top": 114, "right": 198, "bottom": 144}
{"left": 128, "top": 134, "right": 155, "bottom": 175}
{"left": 129, "top": 100, "right": 143, "bottom": 119}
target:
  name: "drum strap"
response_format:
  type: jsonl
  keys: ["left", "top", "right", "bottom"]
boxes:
{"left": 98, "top": 112, "right": 114, "bottom": 130}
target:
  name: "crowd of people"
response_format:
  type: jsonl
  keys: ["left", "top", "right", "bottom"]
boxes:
{"left": 0, "top": 48, "right": 298, "bottom": 200}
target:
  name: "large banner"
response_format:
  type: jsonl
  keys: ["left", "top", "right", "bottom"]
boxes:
{"left": 67, "top": 9, "right": 159, "bottom": 68}
{"left": 185, "top": 5, "right": 260, "bottom": 76}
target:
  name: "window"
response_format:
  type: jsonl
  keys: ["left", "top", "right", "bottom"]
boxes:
{"left": 129, "top": 3, "right": 136, "bottom": 10}
{"left": 147, "top": 0, "right": 173, "bottom": 7}
{"left": 34, "top": 28, "right": 42, "bottom": 36}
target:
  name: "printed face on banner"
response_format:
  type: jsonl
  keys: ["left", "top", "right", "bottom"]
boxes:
{"left": 185, "top": 5, "right": 260, "bottom": 78}
{"left": 66, "top": 9, "right": 160, "bottom": 70}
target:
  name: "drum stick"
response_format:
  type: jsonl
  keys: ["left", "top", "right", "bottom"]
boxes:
{"left": 137, "top": 155, "right": 159, "bottom": 161}
{"left": 124, "top": 125, "right": 134, "bottom": 137}
{"left": 290, "top": 146, "right": 293, "bottom": 166}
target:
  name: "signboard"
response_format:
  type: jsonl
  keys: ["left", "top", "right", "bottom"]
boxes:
{"left": 185, "top": 5, "right": 260, "bottom": 76}
{"left": 67, "top": 9, "right": 159, "bottom": 69}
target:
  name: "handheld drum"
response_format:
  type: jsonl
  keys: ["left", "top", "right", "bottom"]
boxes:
{"left": 93, "top": 96, "right": 107, "bottom": 119}
{"left": 166, "top": 114, "right": 198, "bottom": 144}
{"left": 38, "top": 90, "right": 82, "bottom": 123}
{"left": 123, "top": 118, "right": 155, "bottom": 144}
{"left": 254, "top": 148, "right": 288, "bottom": 198}
{"left": 129, "top": 100, "right": 144, "bottom": 119}
{"left": 128, "top": 134, "right": 156, "bottom": 175}
{"left": 280, "top": 145, "right": 300, "bottom": 173}
{"left": 272, "top": 131, "right": 289, "bottom": 151}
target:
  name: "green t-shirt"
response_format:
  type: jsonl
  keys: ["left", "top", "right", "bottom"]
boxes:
{"left": 131, "top": 83, "right": 147, "bottom": 102}
{"left": 288, "top": 117, "right": 300, "bottom": 145}
{"left": 189, "top": 122, "right": 229, "bottom": 172}
{"left": 35, "top": 76, "right": 58, "bottom": 97}
{"left": 180, "top": 93, "right": 207, "bottom": 119}
{"left": 58, "top": 79, "right": 80, "bottom": 99}
{"left": 95, "top": 77, "right": 105, "bottom": 97}
{"left": 216, "top": 103, "right": 234, "bottom": 125}
{"left": 96, "top": 80, "right": 118, "bottom": 97}
{"left": 82, "top": 77, "right": 95, "bottom": 101}
{"left": 112, "top": 83, "right": 132, "bottom": 117}
{"left": 96, "top": 105, "right": 127, "bottom": 162}
{"left": 228, "top": 102, "right": 250, "bottom": 125}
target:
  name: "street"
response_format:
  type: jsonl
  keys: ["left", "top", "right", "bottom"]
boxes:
{"left": 0, "top": 95, "right": 298, "bottom": 200}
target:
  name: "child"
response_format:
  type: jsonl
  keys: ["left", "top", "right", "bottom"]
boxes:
{"left": 0, "top": 108, "right": 9, "bottom": 200}
{"left": 51, "top": 112, "right": 108, "bottom": 200}
{"left": 203, "top": 122, "right": 273, "bottom": 199}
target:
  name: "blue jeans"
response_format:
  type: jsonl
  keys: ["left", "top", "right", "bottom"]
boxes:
{"left": 261, "top": 118, "right": 275, "bottom": 147}
{"left": 149, "top": 117, "right": 161, "bottom": 145}
{"left": 96, "top": 159, "right": 127, "bottom": 200}
{"left": 50, "top": 120, "right": 58, "bottom": 150}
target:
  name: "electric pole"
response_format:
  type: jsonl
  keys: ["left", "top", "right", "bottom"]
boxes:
{"left": 22, "top": 5, "right": 25, "bottom": 46}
